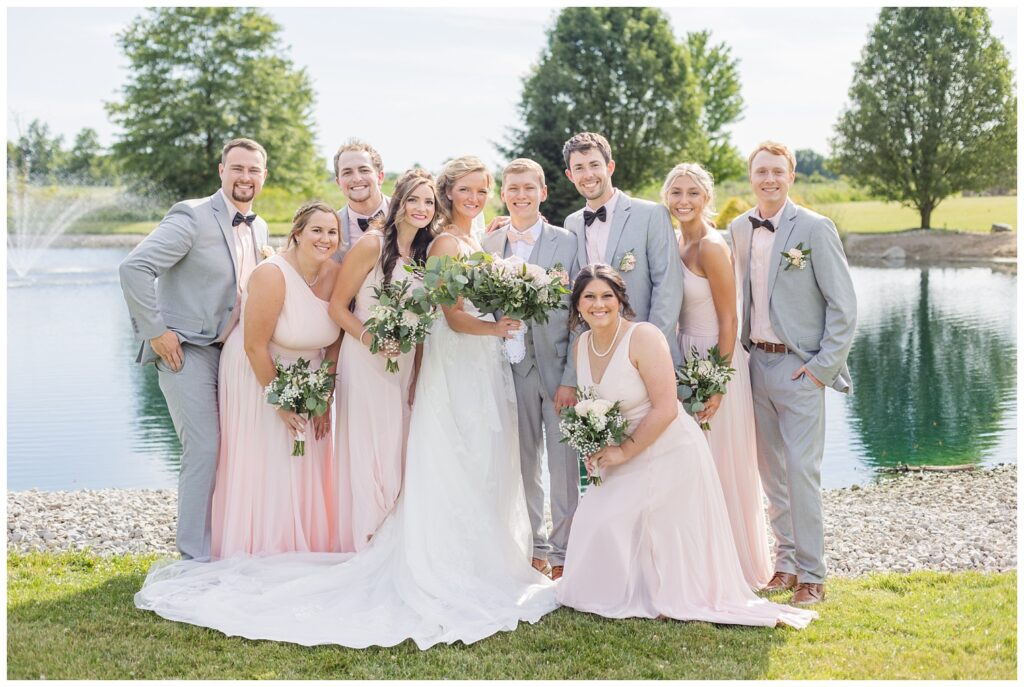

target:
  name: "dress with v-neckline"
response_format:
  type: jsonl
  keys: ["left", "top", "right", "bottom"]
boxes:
{"left": 558, "top": 321, "right": 817, "bottom": 629}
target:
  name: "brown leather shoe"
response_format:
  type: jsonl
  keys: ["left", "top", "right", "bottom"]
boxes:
{"left": 762, "top": 571, "right": 798, "bottom": 592}
{"left": 550, "top": 565, "right": 564, "bottom": 581}
{"left": 531, "top": 558, "right": 551, "bottom": 577}
{"left": 791, "top": 582, "right": 826, "bottom": 605}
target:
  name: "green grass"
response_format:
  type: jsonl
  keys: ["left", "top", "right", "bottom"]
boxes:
{"left": 7, "top": 551, "right": 1016, "bottom": 679}
{"left": 817, "top": 195, "right": 1017, "bottom": 234}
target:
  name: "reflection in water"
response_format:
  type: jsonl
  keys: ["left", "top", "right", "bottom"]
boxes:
{"left": 846, "top": 266, "right": 1017, "bottom": 468}
{"left": 5, "top": 249, "right": 1018, "bottom": 490}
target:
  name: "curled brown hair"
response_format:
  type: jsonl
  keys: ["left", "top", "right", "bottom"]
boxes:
{"left": 288, "top": 200, "right": 338, "bottom": 248}
{"left": 562, "top": 132, "right": 612, "bottom": 169}
{"left": 568, "top": 263, "right": 636, "bottom": 331}
{"left": 379, "top": 168, "right": 439, "bottom": 287}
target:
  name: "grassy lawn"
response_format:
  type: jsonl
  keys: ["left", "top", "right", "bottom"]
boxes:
{"left": 7, "top": 551, "right": 1016, "bottom": 680}
{"left": 816, "top": 195, "right": 1016, "bottom": 234}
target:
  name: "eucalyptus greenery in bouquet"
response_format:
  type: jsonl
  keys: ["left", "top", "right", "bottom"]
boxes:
{"left": 675, "top": 345, "right": 735, "bottom": 431}
{"left": 264, "top": 356, "right": 335, "bottom": 456}
{"left": 362, "top": 278, "right": 438, "bottom": 373}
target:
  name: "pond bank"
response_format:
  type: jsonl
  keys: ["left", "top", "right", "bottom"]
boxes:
{"left": 7, "top": 464, "right": 1016, "bottom": 577}
{"left": 843, "top": 228, "right": 1016, "bottom": 262}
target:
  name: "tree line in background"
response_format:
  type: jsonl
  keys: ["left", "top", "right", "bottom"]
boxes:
{"left": 7, "top": 6, "right": 1017, "bottom": 229}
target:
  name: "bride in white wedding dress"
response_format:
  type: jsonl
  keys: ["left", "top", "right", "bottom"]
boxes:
{"left": 134, "top": 159, "right": 558, "bottom": 649}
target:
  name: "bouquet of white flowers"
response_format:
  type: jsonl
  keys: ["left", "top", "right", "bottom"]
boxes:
{"left": 675, "top": 345, "right": 735, "bottom": 431}
{"left": 558, "top": 386, "right": 631, "bottom": 486}
{"left": 362, "top": 278, "right": 438, "bottom": 373}
{"left": 264, "top": 356, "right": 336, "bottom": 455}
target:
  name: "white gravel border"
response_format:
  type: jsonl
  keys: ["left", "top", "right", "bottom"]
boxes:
{"left": 7, "top": 464, "right": 1016, "bottom": 577}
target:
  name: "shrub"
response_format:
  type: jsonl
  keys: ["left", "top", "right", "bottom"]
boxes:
{"left": 715, "top": 196, "right": 752, "bottom": 229}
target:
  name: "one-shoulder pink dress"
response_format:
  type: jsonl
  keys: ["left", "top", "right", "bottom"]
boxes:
{"left": 211, "top": 254, "right": 341, "bottom": 558}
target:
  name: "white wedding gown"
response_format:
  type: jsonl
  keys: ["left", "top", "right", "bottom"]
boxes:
{"left": 134, "top": 263, "right": 558, "bottom": 648}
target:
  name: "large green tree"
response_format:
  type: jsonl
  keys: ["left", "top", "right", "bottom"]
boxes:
{"left": 830, "top": 7, "right": 1016, "bottom": 229}
{"left": 684, "top": 30, "right": 745, "bottom": 183}
{"left": 106, "top": 7, "right": 322, "bottom": 201}
{"left": 501, "top": 7, "right": 702, "bottom": 223}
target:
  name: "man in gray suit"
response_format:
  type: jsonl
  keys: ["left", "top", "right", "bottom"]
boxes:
{"left": 482, "top": 158, "right": 579, "bottom": 581}
{"left": 562, "top": 132, "right": 683, "bottom": 386}
{"left": 333, "top": 138, "right": 390, "bottom": 263}
{"left": 119, "top": 138, "right": 270, "bottom": 561}
{"left": 730, "top": 141, "right": 857, "bottom": 605}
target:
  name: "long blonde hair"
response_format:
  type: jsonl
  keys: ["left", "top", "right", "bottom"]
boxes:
{"left": 435, "top": 156, "right": 492, "bottom": 228}
{"left": 661, "top": 163, "right": 717, "bottom": 227}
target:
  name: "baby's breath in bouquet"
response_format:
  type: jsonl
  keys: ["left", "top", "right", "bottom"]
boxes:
{"left": 558, "top": 386, "right": 630, "bottom": 486}
{"left": 264, "top": 356, "right": 335, "bottom": 455}
{"left": 362, "top": 278, "right": 438, "bottom": 373}
{"left": 675, "top": 345, "right": 735, "bottom": 431}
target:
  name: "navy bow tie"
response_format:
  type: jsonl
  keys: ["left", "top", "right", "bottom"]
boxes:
{"left": 748, "top": 216, "right": 775, "bottom": 232}
{"left": 583, "top": 205, "right": 607, "bottom": 227}
{"left": 357, "top": 210, "right": 385, "bottom": 232}
{"left": 232, "top": 212, "right": 257, "bottom": 227}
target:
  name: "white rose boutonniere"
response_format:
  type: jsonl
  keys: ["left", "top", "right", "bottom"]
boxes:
{"left": 781, "top": 242, "right": 811, "bottom": 270}
{"left": 618, "top": 249, "right": 637, "bottom": 273}
{"left": 260, "top": 244, "right": 276, "bottom": 261}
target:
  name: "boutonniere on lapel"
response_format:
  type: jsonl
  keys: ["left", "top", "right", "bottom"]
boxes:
{"left": 550, "top": 262, "right": 570, "bottom": 287}
{"left": 781, "top": 243, "right": 811, "bottom": 271}
{"left": 618, "top": 249, "right": 637, "bottom": 273}
{"left": 260, "top": 244, "right": 277, "bottom": 261}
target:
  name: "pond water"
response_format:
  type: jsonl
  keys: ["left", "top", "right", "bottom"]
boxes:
{"left": 6, "top": 248, "right": 1017, "bottom": 491}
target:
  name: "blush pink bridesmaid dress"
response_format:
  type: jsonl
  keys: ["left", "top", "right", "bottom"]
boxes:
{"left": 210, "top": 254, "right": 340, "bottom": 558}
{"left": 333, "top": 230, "right": 416, "bottom": 553}
{"left": 556, "top": 322, "right": 814, "bottom": 628}
{"left": 678, "top": 260, "right": 773, "bottom": 589}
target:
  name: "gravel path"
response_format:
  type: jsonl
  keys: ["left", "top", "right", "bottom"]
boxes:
{"left": 7, "top": 465, "right": 1016, "bottom": 577}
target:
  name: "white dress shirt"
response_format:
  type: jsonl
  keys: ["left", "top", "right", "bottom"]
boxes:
{"left": 507, "top": 218, "right": 543, "bottom": 261}
{"left": 749, "top": 204, "right": 785, "bottom": 345}
{"left": 584, "top": 189, "right": 620, "bottom": 267}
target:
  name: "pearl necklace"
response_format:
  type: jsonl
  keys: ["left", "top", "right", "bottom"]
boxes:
{"left": 589, "top": 316, "right": 623, "bottom": 357}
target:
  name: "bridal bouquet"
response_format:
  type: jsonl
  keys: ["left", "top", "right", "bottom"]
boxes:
{"left": 675, "top": 345, "right": 735, "bottom": 431}
{"left": 558, "top": 386, "right": 631, "bottom": 486}
{"left": 264, "top": 356, "right": 335, "bottom": 456}
{"left": 362, "top": 278, "right": 438, "bottom": 373}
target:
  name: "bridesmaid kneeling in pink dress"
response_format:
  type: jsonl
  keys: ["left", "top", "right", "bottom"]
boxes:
{"left": 556, "top": 264, "right": 815, "bottom": 628}
{"left": 211, "top": 202, "right": 343, "bottom": 558}
{"left": 328, "top": 169, "right": 438, "bottom": 553}
{"left": 662, "top": 163, "right": 773, "bottom": 589}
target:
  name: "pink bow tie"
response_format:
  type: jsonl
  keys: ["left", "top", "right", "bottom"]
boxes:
{"left": 508, "top": 230, "right": 535, "bottom": 245}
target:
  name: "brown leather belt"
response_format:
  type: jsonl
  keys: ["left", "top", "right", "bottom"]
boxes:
{"left": 753, "top": 341, "right": 789, "bottom": 354}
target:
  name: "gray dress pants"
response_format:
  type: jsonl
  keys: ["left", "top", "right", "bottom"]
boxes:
{"left": 156, "top": 342, "right": 222, "bottom": 561}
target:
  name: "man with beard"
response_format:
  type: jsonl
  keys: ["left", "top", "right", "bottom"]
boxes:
{"left": 120, "top": 138, "right": 270, "bottom": 561}
{"left": 332, "top": 139, "right": 389, "bottom": 262}
{"left": 562, "top": 132, "right": 683, "bottom": 379}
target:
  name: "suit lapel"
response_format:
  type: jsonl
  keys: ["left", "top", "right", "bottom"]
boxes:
{"left": 532, "top": 223, "right": 555, "bottom": 266}
{"left": 212, "top": 191, "right": 240, "bottom": 275}
{"left": 603, "top": 192, "right": 630, "bottom": 263}
{"left": 767, "top": 200, "right": 798, "bottom": 297}
{"left": 568, "top": 212, "right": 588, "bottom": 270}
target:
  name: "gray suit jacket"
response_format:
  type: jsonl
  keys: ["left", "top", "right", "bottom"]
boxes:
{"left": 565, "top": 192, "right": 684, "bottom": 384}
{"left": 482, "top": 222, "right": 579, "bottom": 399}
{"left": 731, "top": 199, "right": 857, "bottom": 392}
{"left": 334, "top": 195, "right": 391, "bottom": 264}
{"left": 119, "top": 190, "right": 269, "bottom": 365}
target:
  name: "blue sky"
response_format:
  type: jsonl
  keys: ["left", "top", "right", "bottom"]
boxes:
{"left": 6, "top": 6, "right": 1018, "bottom": 175}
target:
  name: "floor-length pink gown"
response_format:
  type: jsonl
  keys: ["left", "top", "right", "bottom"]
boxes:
{"left": 334, "top": 230, "right": 415, "bottom": 553}
{"left": 556, "top": 323, "right": 814, "bottom": 628}
{"left": 678, "top": 260, "right": 773, "bottom": 589}
{"left": 211, "top": 254, "right": 340, "bottom": 559}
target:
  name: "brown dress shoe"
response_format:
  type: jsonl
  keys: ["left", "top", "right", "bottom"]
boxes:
{"left": 762, "top": 571, "right": 798, "bottom": 592}
{"left": 791, "top": 582, "right": 826, "bottom": 605}
{"left": 550, "top": 565, "right": 564, "bottom": 581}
{"left": 531, "top": 558, "right": 551, "bottom": 577}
